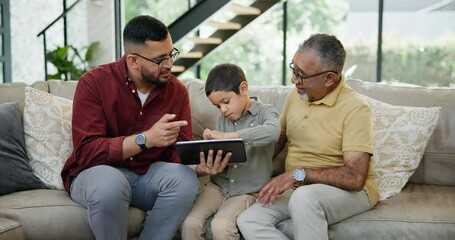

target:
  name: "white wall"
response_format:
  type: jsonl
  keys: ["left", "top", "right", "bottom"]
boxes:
{"left": 10, "top": 0, "right": 115, "bottom": 84}
{"left": 11, "top": 0, "right": 62, "bottom": 83}
{"left": 86, "top": 0, "right": 116, "bottom": 68}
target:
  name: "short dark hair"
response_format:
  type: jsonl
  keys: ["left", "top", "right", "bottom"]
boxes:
{"left": 123, "top": 15, "right": 168, "bottom": 46}
{"left": 205, "top": 63, "right": 247, "bottom": 96}
{"left": 298, "top": 33, "right": 346, "bottom": 73}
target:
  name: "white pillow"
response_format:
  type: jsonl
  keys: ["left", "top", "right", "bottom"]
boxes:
{"left": 23, "top": 87, "right": 73, "bottom": 190}
{"left": 364, "top": 96, "right": 440, "bottom": 200}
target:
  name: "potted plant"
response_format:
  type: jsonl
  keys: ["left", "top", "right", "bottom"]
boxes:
{"left": 46, "top": 41, "right": 100, "bottom": 80}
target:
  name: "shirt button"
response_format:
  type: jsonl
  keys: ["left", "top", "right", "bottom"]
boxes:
{"left": 230, "top": 179, "right": 235, "bottom": 183}
{"left": 132, "top": 90, "right": 136, "bottom": 93}
{"left": 304, "top": 115, "right": 308, "bottom": 119}
{"left": 130, "top": 157, "right": 133, "bottom": 161}
{"left": 250, "top": 123, "right": 254, "bottom": 127}
{"left": 140, "top": 111, "right": 143, "bottom": 115}
{"left": 233, "top": 165, "right": 237, "bottom": 168}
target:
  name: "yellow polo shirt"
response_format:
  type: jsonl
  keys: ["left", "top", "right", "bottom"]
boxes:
{"left": 281, "top": 76, "right": 379, "bottom": 207}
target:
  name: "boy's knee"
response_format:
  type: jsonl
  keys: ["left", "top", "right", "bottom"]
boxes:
{"left": 211, "top": 216, "right": 238, "bottom": 238}
{"left": 181, "top": 215, "right": 206, "bottom": 239}
{"left": 181, "top": 215, "right": 205, "bottom": 232}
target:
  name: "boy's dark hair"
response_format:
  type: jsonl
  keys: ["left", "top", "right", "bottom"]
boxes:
{"left": 123, "top": 15, "right": 168, "bottom": 46}
{"left": 205, "top": 63, "right": 247, "bottom": 96}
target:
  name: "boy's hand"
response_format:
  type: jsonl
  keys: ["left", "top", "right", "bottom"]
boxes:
{"left": 203, "top": 128, "right": 214, "bottom": 140}
{"left": 203, "top": 128, "right": 238, "bottom": 140}
{"left": 196, "top": 149, "right": 231, "bottom": 175}
{"left": 146, "top": 114, "right": 187, "bottom": 148}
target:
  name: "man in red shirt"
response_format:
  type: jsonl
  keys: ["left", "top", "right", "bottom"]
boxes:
{"left": 61, "top": 15, "right": 229, "bottom": 240}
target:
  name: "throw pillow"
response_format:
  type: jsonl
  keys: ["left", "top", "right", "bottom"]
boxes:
{"left": 364, "top": 96, "right": 440, "bottom": 200}
{"left": 0, "top": 102, "right": 47, "bottom": 196}
{"left": 23, "top": 87, "right": 73, "bottom": 190}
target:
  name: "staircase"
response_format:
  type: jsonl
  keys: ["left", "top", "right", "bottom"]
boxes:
{"left": 169, "top": 0, "right": 281, "bottom": 76}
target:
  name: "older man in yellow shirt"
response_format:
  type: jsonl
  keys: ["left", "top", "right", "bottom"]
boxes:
{"left": 237, "top": 33, "right": 379, "bottom": 240}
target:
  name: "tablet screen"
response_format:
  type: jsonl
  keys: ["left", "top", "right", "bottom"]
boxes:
{"left": 175, "top": 139, "right": 247, "bottom": 165}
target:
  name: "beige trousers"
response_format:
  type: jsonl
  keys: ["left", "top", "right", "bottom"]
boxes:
{"left": 181, "top": 181, "right": 256, "bottom": 240}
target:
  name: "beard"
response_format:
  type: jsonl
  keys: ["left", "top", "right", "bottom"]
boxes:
{"left": 298, "top": 92, "right": 309, "bottom": 101}
{"left": 140, "top": 66, "right": 169, "bottom": 86}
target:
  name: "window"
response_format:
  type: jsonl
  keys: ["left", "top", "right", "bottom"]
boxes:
{"left": 286, "top": 0, "right": 378, "bottom": 85}
{"left": 0, "top": 0, "right": 11, "bottom": 83}
{"left": 122, "top": 0, "right": 454, "bottom": 87}
{"left": 382, "top": 0, "right": 455, "bottom": 87}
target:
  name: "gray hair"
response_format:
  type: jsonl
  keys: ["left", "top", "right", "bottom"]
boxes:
{"left": 298, "top": 33, "right": 346, "bottom": 73}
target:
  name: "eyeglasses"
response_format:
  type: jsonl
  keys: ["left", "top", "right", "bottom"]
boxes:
{"left": 289, "top": 62, "right": 337, "bottom": 84}
{"left": 132, "top": 47, "right": 180, "bottom": 69}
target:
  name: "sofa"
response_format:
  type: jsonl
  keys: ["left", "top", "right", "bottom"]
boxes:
{"left": 0, "top": 78, "right": 454, "bottom": 240}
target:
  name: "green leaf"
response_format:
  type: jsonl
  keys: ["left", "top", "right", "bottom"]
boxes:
{"left": 85, "top": 41, "right": 100, "bottom": 62}
{"left": 46, "top": 41, "right": 99, "bottom": 80}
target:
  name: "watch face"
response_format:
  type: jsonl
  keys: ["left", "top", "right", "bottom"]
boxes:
{"left": 135, "top": 134, "right": 146, "bottom": 145}
{"left": 294, "top": 169, "right": 305, "bottom": 181}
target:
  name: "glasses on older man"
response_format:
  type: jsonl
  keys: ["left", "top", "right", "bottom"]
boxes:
{"left": 289, "top": 62, "right": 338, "bottom": 84}
{"left": 132, "top": 47, "right": 180, "bottom": 69}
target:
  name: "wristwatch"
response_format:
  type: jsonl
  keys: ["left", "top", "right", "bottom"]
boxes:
{"left": 135, "top": 132, "right": 147, "bottom": 151}
{"left": 293, "top": 168, "right": 306, "bottom": 188}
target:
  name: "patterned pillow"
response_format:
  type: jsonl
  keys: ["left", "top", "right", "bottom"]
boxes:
{"left": 23, "top": 87, "right": 73, "bottom": 190}
{"left": 364, "top": 96, "right": 440, "bottom": 200}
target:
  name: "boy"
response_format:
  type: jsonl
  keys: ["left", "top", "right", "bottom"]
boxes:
{"left": 181, "top": 63, "right": 280, "bottom": 240}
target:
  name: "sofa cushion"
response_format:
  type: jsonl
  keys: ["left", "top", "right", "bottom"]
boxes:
{"left": 182, "top": 78, "right": 219, "bottom": 140}
{"left": 0, "top": 189, "right": 145, "bottom": 240}
{"left": 0, "top": 218, "right": 25, "bottom": 240}
{"left": 46, "top": 80, "right": 78, "bottom": 100}
{"left": 0, "top": 102, "right": 47, "bottom": 196}
{"left": 276, "top": 184, "right": 455, "bottom": 239}
{"left": 328, "top": 184, "right": 455, "bottom": 239}
{"left": 23, "top": 87, "right": 73, "bottom": 190}
{"left": 364, "top": 96, "right": 440, "bottom": 200}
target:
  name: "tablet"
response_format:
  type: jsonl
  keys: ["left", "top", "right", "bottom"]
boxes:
{"left": 176, "top": 139, "right": 247, "bottom": 165}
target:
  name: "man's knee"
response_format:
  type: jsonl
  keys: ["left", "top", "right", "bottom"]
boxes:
{"left": 165, "top": 163, "right": 199, "bottom": 198}
{"left": 289, "top": 185, "right": 324, "bottom": 214}
{"left": 237, "top": 210, "right": 249, "bottom": 227}
{"left": 237, "top": 207, "right": 255, "bottom": 233}
{"left": 73, "top": 165, "right": 131, "bottom": 205}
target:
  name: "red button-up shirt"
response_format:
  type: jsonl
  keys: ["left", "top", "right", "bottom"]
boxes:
{"left": 61, "top": 56, "right": 192, "bottom": 192}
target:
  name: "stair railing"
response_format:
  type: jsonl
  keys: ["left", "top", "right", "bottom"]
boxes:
{"left": 37, "top": 0, "right": 82, "bottom": 81}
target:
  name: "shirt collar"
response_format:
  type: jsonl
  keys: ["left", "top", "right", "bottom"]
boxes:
{"left": 312, "top": 74, "right": 346, "bottom": 107}
{"left": 244, "top": 97, "right": 262, "bottom": 116}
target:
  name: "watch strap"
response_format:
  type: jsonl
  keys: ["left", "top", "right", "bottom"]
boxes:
{"left": 138, "top": 143, "right": 147, "bottom": 151}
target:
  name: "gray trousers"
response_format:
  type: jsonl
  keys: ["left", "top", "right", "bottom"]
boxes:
{"left": 237, "top": 184, "right": 371, "bottom": 240}
{"left": 70, "top": 162, "right": 199, "bottom": 240}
